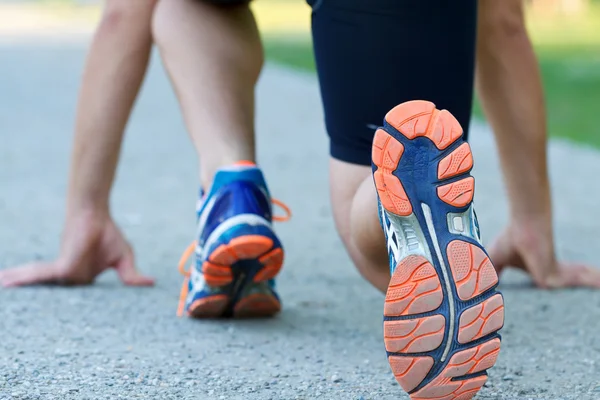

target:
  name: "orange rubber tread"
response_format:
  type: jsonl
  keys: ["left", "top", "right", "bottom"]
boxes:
{"left": 384, "top": 256, "right": 443, "bottom": 317}
{"left": 203, "top": 235, "right": 283, "bottom": 287}
{"left": 389, "top": 356, "right": 434, "bottom": 393}
{"left": 410, "top": 339, "right": 501, "bottom": 400}
{"left": 201, "top": 262, "right": 233, "bottom": 286}
{"left": 458, "top": 294, "right": 504, "bottom": 344}
{"left": 447, "top": 241, "right": 499, "bottom": 301}
{"left": 372, "top": 129, "right": 412, "bottom": 216}
{"left": 209, "top": 235, "right": 273, "bottom": 264}
{"left": 438, "top": 143, "right": 473, "bottom": 180}
{"left": 385, "top": 101, "right": 463, "bottom": 150}
{"left": 255, "top": 248, "right": 284, "bottom": 282}
{"left": 437, "top": 178, "right": 475, "bottom": 208}
{"left": 384, "top": 315, "right": 446, "bottom": 353}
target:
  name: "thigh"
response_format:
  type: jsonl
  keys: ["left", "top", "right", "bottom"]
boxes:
{"left": 311, "top": 0, "right": 478, "bottom": 166}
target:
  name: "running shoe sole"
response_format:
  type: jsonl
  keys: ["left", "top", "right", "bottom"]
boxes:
{"left": 372, "top": 100, "right": 505, "bottom": 400}
{"left": 188, "top": 234, "right": 283, "bottom": 318}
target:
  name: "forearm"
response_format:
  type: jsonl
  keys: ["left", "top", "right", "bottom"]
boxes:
{"left": 475, "top": 1, "right": 551, "bottom": 223}
{"left": 67, "top": 5, "right": 154, "bottom": 214}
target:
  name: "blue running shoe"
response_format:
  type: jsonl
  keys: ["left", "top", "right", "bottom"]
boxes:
{"left": 177, "top": 161, "right": 289, "bottom": 318}
{"left": 372, "top": 101, "right": 504, "bottom": 399}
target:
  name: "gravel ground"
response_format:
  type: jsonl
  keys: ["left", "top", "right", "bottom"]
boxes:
{"left": 1, "top": 35, "right": 600, "bottom": 400}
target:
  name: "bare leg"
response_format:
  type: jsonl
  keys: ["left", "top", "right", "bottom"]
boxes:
{"left": 0, "top": 1, "right": 156, "bottom": 287}
{"left": 477, "top": 0, "right": 600, "bottom": 288}
{"left": 330, "top": 159, "right": 388, "bottom": 293}
{"left": 152, "top": 0, "right": 262, "bottom": 189}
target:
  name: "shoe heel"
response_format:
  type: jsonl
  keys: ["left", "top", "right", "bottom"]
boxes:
{"left": 202, "top": 229, "right": 284, "bottom": 287}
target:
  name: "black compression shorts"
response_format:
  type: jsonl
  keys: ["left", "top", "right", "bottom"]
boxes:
{"left": 310, "top": 0, "right": 478, "bottom": 165}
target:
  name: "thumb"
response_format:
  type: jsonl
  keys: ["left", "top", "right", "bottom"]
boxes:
{"left": 113, "top": 245, "right": 155, "bottom": 287}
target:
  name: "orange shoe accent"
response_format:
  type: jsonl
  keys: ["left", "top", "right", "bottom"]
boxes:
{"left": 384, "top": 315, "right": 446, "bottom": 353}
{"left": 385, "top": 100, "right": 435, "bottom": 140}
{"left": 385, "top": 256, "right": 443, "bottom": 317}
{"left": 255, "top": 248, "right": 284, "bottom": 282}
{"left": 372, "top": 129, "right": 412, "bottom": 216}
{"left": 438, "top": 143, "right": 473, "bottom": 180}
{"left": 233, "top": 160, "right": 257, "bottom": 167}
{"left": 437, "top": 177, "right": 475, "bottom": 208}
{"left": 272, "top": 198, "right": 292, "bottom": 222}
{"left": 431, "top": 110, "right": 465, "bottom": 151}
{"left": 447, "top": 241, "right": 499, "bottom": 301}
{"left": 373, "top": 128, "right": 405, "bottom": 170}
{"left": 176, "top": 242, "right": 197, "bottom": 317}
{"left": 389, "top": 356, "right": 434, "bottom": 393}
{"left": 385, "top": 100, "right": 463, "bottom": 150}
{"left": 203, "top": 235, "right": 279, "bottom": 287}
{"left": 188, "top": 295, "right": 229, "bottom": 318}
{"left": 201, "top": 261, "right": 233, "bottom": 286}
{"left": 210, "top": 236, "right": 273, "bottom": 262}
{"left": 233, "top": 293, "right": 281, "bottom": 318}
{"left": 458, "top": 294, "right": 504, "bottom": 344}
{"left": 410, "top": 339, "right": 501, "bottom": 400}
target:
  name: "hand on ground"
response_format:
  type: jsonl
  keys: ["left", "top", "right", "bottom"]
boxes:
{"left": 488, "top": 223, "right": 600, "bottom": 289}
{"left": 0, "top": 213, "right": 154, "bottom": 287}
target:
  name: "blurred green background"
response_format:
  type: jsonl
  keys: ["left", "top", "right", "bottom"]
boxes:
{"left": 21, "top": 0, "right": 600, "bottom": 148}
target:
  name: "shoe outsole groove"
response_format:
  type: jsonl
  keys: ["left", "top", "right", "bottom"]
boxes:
{"left": 373, "top": 101, "right": 504, "bottom": 400}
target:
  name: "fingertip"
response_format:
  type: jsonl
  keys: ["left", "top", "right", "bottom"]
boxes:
{"left": 534, "top": 275, "right": 552, "bottom": 290}
{"left": 124, "top": 275, "right": 155, "bottom": 287}
{"left": 137, "top": 277, "right": 155, "bottom": 286}
{"left": 0, "top": 280, "right": 14, "bottom": 288}
{"left": 0, "top": 272, "right": 14, "bottom": 287}
{"left": 1, "top": 277, "right": 24, "bottom": 288}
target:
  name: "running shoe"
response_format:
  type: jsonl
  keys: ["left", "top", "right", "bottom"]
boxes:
{"left": 372, "top": 101, "right": 505, "bottom": 399}
{"left": 177, "top": 161, "right": 290, "bottom": 318}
